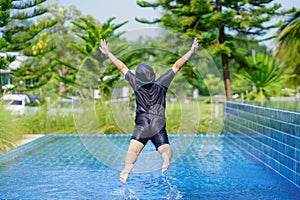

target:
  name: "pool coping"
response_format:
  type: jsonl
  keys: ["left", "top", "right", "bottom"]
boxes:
{"left": 18, "top": 134, "right": 45, "bottom": 146}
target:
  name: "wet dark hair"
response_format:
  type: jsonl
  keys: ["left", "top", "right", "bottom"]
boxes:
{"left": 136, "top": 62, "right": 155, "bottom": 84}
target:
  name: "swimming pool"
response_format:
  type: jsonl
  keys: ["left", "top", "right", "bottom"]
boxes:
{"left": 0, "top": 134, "right": 299, "bottom": 199}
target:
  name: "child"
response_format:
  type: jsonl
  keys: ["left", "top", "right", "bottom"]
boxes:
{"left": 99, "top": 38, "right": 198, "bottom": 183}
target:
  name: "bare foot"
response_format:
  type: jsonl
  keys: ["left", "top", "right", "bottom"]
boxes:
{"left": 161, "top": 152, "right": 170, "bottom": 173}
{"left": 120, "top": 164, "right": 134, "bottom": 183}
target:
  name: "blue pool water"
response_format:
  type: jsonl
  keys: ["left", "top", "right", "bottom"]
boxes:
{"left": 0, "top": 134, "right": 299, "bottom": 199}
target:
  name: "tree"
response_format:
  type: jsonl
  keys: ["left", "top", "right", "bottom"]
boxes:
{"left": 42, "top": 5, "right": 83, "bottom": 101}
{"left": 231, "top": 34, "right": 270, "bottom": 95}
{"left": 3, "top": 0, "right": 57, "bottom": 52}
{"left": 275, "top": 10, "right": 300, "bottom": 90}
{"left": 136, "top": 0, "right": 294, "bottom": 100}
{"left": 235, "top": 53, "right": 285, "bottom": 105}
{"left": 0, "top": 0, "right": 57, "bottom": 95}
{"left": 0, "top": 56, "right": 15, "bottom": 96}
{"left": 0, "top": 0, "right": 14, "bottom": 96}
{"left": 3, "top": 0, "right": 57, "bottom": 51}
{"left": 9, "top": 4, "right": 84, "bottom": 104}
{"left": 65, "top": 16, "right": 130, "bottom": 98}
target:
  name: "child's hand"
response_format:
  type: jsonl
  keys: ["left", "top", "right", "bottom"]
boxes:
{"left": 99, "top": 39, "right": 109, "bottom": 56}
{"left": 191, "top": 38, "right": 198, "bottom": 53}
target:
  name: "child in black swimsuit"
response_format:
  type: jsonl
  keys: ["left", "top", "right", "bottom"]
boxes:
{"left": 99, "top": 38, "right": 198, "bottom": 183}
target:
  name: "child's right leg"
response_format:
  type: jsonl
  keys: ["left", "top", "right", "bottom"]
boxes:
{"left": 120, "top": 139, "right": 144, "bottom": 183}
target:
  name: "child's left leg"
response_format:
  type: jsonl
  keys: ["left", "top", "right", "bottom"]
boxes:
{"left": 158, "top": 144, "right": 172, "bottom": 173}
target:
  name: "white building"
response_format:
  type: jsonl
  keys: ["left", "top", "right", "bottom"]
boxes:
{"left": 0, "top": 52, "right": 27, "bottom": 90}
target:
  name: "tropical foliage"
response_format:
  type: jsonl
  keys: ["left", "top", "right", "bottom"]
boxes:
{"left": 275, "top": 10, "right": 300, "bottom": 88}
{"left": 68, "top": 16, "right": 129, "bottom": 97}
{"left": 136, "top": 0, "right": 295, "bottom": 100}
{"left": 235, "top": 53, "right": 285, "bottom": 104}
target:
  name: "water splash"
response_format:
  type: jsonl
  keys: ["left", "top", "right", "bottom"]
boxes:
{"left": 124, "top": 183, "right": 139, "bottom": 200}
{"left": 162, "top": 174, "right": 183, "bottom": 200}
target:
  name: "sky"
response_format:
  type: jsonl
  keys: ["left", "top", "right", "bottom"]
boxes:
{"left": 51, "top": 0, "right": 161, "bottom": 31}
{"left": 50, "top": 0, "right": 300, "bottom": 47}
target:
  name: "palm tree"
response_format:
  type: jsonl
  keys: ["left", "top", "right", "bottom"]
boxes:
{"left": 235, "top": 53, "right": 285, "bottom": 105}
{"left": 275, "top": 10, "right": 300, "bottom": 90}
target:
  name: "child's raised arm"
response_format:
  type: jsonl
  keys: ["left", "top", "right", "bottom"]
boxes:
{"left": 99, "top": 39, "right": 129, "bottom": 75}
{"left": 172, "top": 38, "right": 198, "bottom": 74}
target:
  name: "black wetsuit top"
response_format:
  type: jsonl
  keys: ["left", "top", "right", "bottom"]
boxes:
{"left": 125, "top": 69, "right": 175, "bottom": 149}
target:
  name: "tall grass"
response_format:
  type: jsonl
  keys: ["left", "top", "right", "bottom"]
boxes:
{"left": 91, "top": 100, "right": 223, "bottom": 134}
{"left": 0, "top": 100, "right": 223, "bottom": 152}
{"left": 166, "top": 101, "right": 223, "bottom": 134}
{"left": 0, "top": 101, "right": 24, "bottom": 153}
{"left": 19, "top": 105, "right": 77, "bottom": 134}
{"left": 19, "top": 101, "right": 223, "bottom": 135}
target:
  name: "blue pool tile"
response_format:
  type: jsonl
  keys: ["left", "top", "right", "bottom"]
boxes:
{"left": 253, "top": 106, "right": 258, "bottom": 115}
{"left": 279, "top": 133, "right": 289, "bottom": 144}
{"left": 282, "top": 166, "right": 295, "bottom": 182}
{"left": 286, "top": 135, "right": 296, "bottom": 147}
{"left": 267, "top": 137, "right": 274, "bottom": 147}
{"left": 278, "top": 154, "right": 287, "bottom": 166}
{"left": 272, "top": 140, "right": 280, "bottom": 151}
{"left": 295, "top": 126, "right": 300, "bottom": 137}
{"left": 258, "top": 117, "right": 266, "bottom": 127}
{"left": 283, "top": 112, "right": 298, "bottom": 124}
{"left": 269, "top": 109, "right": 276, "bottom": 119}
{"left": 285, "top": 157, "right": 294, "bottom": 170}
{"left": 268, "top": 158, "right": 276, "bottom": 169}
{"left": 270, "top": 130, "right": 278, "bottom": 141}
{"left": 279, "top": 142, "right": 286, "bottom": 154}
{"left": 259, "top": 151, "right": 268, "bottom": 162}
{"left": 224, "top": 102, "right": 300, "bottom": 187}
{"left": 296, "top": 173, "right": 300, "bottom": 187}
{"left": 296, "top": 150, "right": 300, "bottom": 161}
{"left": 269, "top": 148, "right": 275, "bottom": 159}
{"left": 296, "top": 114, "right": 300, "bottom": 125}
{"left": 295, "top": 161, "right": 300, "bottom": 174}
{"left": 289, "top": 124, "right": 296, "bottom": 135}
{"left": 295, "top": 137, "right": 300, "bottom": 149}
{"left": 279, "top": 164, "right": 286, "bottom": 177}
{"left": 264, "top": 128, "right": 271, "bottom": 138}
{"left": 290, "top": 112, "right": 297, "bottom": 124}
{"left": 278, "top": 111, "right": 286, "bottom": 122}
{"left": 273, "top": 161, "right": 280, "bottom": 173}
{"left": 276, "top": 121, "right": 283, "bottom": 131}
{"left": 277, "top": 132, "right": 284, "bottom": 143}
{"left": 281, "top": 123, "right": 294, "bottom": 135}
{"left": 285, "top": 146, "right": 296, "bottom": 160}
